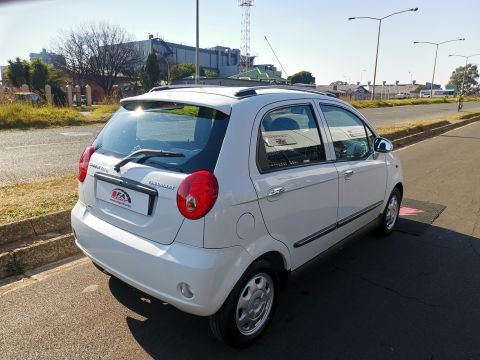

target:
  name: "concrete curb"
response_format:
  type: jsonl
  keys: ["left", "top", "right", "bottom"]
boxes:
{"left": 1, "top": 234, "right": 81, "bottom": 279}
{"left": 390, "top": 116, "right": 480, "bottom": 149}
{"left": 13, "top": 234, "right": 81, "bottom": 273}
{"left": 0, "top": 252, "right": 13, "bottom": 279}
{"left": 0, "top": 209, "right": 71, "bottom": 246}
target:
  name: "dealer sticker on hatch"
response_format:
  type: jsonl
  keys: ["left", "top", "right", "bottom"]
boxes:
{"left": 96, "top": 180, "right": 150, "bottom": 215}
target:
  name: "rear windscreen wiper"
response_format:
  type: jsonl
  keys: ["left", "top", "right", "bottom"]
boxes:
{"left": 114, "top": 149, "right": 185, "bottom": 172}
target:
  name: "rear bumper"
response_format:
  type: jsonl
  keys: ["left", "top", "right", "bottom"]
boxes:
{"left": 71, "top": 202, "right": 253, "bottom": 316}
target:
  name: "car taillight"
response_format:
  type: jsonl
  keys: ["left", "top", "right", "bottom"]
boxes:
{"left": 78, "top": 145, "right": 95, "bottom": 182}
{"left": 177, "top": 171, "right": 218, "bottom": 220}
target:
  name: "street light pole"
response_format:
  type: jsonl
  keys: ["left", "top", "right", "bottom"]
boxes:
{"left": 349, "top": 8, "right": 418, "bottom": 100}
{"left": 413, "top": 38, "right": 465, "bottom": 98}
{"left": 448, "top": 53, "right": 480, "bottom": 95}
{"left": 372, "top": 19, "right": 382, "bottom": 100}
{"left": 195, "top": 0, "right": 200, "bottom": 85}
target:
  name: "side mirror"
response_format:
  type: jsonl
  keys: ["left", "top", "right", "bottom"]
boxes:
{"left": 374, "top": 137, "right": 393, "bottom": 153}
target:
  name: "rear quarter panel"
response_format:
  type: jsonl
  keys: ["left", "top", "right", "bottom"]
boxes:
{"left": 203, "top": 99, "right": 292, "bottom": 269}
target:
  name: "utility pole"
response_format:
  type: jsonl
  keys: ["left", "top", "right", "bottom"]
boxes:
{"left": 349, "top": 8, "right": 418, "bottom": 100}
{"left": 195, "top": 0, "right": 200, "bottom": 84}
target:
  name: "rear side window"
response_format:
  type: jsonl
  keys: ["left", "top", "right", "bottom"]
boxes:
{"left": 93, "top": 101, "right": 229, "bottom": 173}
{"left": 257, "top": 105, "right": 326, "bottom": 172}
{"left": 320, "top": 105, "right": 372, "bottom": 161}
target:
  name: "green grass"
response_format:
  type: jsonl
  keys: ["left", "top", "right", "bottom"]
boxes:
{"left": 0, "top": 104, "right": 112, "bottom": 130}
{"left": 6, "top": 258, "right": 25, "bottom": 276}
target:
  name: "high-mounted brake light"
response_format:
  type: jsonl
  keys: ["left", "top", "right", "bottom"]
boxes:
{"left": 177, "top": 171, "right": 218, "bottom": 220}
{"left": 78, "top": 145, "right": 95, "bottom": 182}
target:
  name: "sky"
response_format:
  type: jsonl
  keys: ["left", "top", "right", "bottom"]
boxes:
{"left": 1, "top": 0, "right": 479, "bottom": 86}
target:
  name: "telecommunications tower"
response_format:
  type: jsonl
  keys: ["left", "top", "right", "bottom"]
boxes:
{"left": 238, "top": 0, "right": 254, "bottom": 72}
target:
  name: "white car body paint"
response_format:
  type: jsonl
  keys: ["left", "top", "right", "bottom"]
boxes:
{"left": 72, "top": 87, "right": 403, "bottom": 317}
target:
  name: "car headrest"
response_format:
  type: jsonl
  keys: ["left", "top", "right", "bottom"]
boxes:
{"left": 270, "top": 117, "right": 300, "bottom": 131}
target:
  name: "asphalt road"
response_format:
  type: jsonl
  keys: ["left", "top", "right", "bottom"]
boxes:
{"left": 358, "top": 100, "right": 480, "bottom": 126}
{"left": 1, "top": 122, "right": 479, "bottom": 359}
{"left": 0, "top": 124, "right": 103, "bottom": 186}
{"left": 1, "top": 102, "right": 480, "bottom": 187}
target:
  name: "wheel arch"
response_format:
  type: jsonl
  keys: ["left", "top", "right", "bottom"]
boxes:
{"left": 394, "top": 182, "right": 404, "bottom": 199}
{"left": 255, "top": 251, "right": 290, "bottom": 290}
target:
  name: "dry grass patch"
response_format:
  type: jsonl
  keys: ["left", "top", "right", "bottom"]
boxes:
{"left": 0, "top": 104, "right": 112, "bottom": 130}
{"left": 377, "top": 112, "right": 480, "bottom": 139}
{"left": 350, "top": 97, "right": 478, "bottom": 109}
{"left": 0, "top": 174, "right": 78, "bottom": 225}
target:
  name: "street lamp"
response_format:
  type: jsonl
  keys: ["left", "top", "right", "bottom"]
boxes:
{"left": 413, "top": 38, "right": 465, "bottom": 98}
{"left": 448, "top": 53, "right": 480, "bottom": 95}
{"left": 349, "top": 7, "right": 418, "bottom": 100}
{"left": 195, "top": 0, "right": 200, "bottom": 85}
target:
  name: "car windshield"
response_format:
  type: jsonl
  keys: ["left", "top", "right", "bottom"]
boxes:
{"left": 93, "top": 101, "right": 229, "bottom": 173}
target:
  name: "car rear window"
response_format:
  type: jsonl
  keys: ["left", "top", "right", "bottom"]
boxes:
{"left": 93, "top": 101, "right": 229, "bottom": 173}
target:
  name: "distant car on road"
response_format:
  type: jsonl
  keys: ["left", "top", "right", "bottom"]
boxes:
{"left": 73, "top": 94, "right": 88, "bottom": 106}
{"left": 72, "top": 85, "right": 404, "bottom": 347}
{"left": 15, "top": 92, "right": 42, "bottom": 105}
{"left": 394, "top": 93, "right": 411, "bottom": 99}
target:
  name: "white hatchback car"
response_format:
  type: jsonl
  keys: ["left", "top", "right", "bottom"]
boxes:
{"left": 72, "top": 86, "right": 403, "bottom": 347}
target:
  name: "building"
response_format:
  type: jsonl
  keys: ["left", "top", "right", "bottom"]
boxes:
{"left": 316, "top": 84, "right": 371, "bottom": 100}
{"left": 130, "top": 36, "right": 241, "bottom": 78}
{"left": 29, "top": 48, "right": 64, "bottom": 66}
{"left": 229, "top": 64, "right": 288, "bottom": 84}
{"left": 365, "top": 83, "right": 423, "bottom": 98}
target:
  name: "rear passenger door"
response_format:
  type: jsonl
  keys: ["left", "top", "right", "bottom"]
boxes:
{"left": 319, "top": 104, "right": 387, "bottom": 237}
{"left": 249, "top": 100, "right": 339, "bottom": 269}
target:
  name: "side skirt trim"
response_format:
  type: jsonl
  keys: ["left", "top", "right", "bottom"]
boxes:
{"left": 293, "top": 201, "right": 384, "bottom": 248}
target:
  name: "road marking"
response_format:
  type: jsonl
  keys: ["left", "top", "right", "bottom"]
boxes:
{"left": 400, "top": 207, "right": 424, "bottom": 216}
{"left": 60, "top": 131, "right": 93, "bottom": 137}
{"left": 5, "top": 140, "right": 85, "bottom": 149}
{"left": 82, "top": 284, "right": 99, "bottom": 293}
{"left": 0, "top": 256, "right": 88, "bottom": 297}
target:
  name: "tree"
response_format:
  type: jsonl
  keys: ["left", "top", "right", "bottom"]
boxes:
{"left": 288, "top": 71, "right": 315, "bottom": 84}
{"left": 204, "top": 70, "right": 218, "bottom": 78}
{"left": 169, "top": 63, "right": 196, "bottom": 81}
{"left": 140, "top": 53, "right": 160, "bottom": 91}
{"left": 57, "top": 22, "right": 142, "bottom": 96}
{"left": 5, "top": 57, "right": 30, "bottom": 87}
{"left": 30, "top": 59, "right": 49, "bottom": 93}
{"left": 446, "top": 64, "right": 479, "bottom": 94}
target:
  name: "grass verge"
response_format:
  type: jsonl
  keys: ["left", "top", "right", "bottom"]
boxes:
{"left": 350, "top": 97, "right": 477, "bottom": 109}
{"left": 0, "top": 174, "right": 77, "bottom": 225}
{"left": 0, "top": 104, "right": 114, "bottom": 130}
{"left": 377, "top": 111, "right": 480, "bottom": 139}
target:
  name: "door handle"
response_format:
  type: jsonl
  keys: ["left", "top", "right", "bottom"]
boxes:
{"left": 268, "top": 187, "right": 286, "bottom": 197}
{"left": 344, "top": 169, "right": 354, "bottom": 180}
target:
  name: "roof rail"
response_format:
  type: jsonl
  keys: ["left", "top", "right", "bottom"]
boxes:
{"left": 148, "top": 84, "right": 218, "bottom": 92}
{"left": 233, "top": 85, "right": 338, "bottom": 98}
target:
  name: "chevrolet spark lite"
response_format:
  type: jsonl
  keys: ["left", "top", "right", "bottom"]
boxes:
{"left": 72, "top": 86, "right": 403, "bottom": 347}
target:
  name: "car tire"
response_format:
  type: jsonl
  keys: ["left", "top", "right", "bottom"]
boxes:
{"left": 209, "top": 259, "right": 279, "bottom": 348}
{"left": 377, "top": 188, "right": 401, "bottom": 236}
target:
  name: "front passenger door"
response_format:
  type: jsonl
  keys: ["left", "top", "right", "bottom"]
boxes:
{"left": 320, "top": 104, "right": 387, "bottom": 236}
